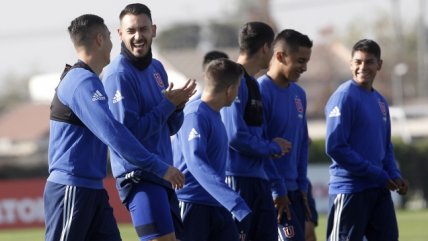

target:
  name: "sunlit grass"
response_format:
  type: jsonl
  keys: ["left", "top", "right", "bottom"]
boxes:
{"left": 0, "top": 209, "right": 427, "bottom": 240}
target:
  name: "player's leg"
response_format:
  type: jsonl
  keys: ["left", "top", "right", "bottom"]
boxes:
{"left": 326, "top": 192, "right": 369, "bottom": 241}
{"left": 44, "top": 181, "right": 67, "bottom": 241}
{"left": 278, "top": 190, "right": 305, "bottom": 241}
{"left": 127, "top": 182, "right": 176, "bottom": 241}
{"left": 305, "top": 221, "right": 317, "bottom": 241}
{"left": 168, "top": 191, "right": 185, "bottom": 241}
{"left": 252, "top": 179, "right": 277, "bottom": 241}
{"left": 305, "top": 181, "right": 318, "bottom": 241}
{"left": 44, "top": 182, "right": 117, "bottom": 241}
{"left": 211, "top": 206, "right": 240, "bottom": 241}
{"left": 365, "top": 188, "right": 398, "bottom": 241}
{"left": 180, "top": 202, "right": 211, "bottom": 241}
{"left": 225, "top": 176, "right": 255, "bottom": 241}
{"left": 87, "top": 189, "right": 122, "bottom": 241}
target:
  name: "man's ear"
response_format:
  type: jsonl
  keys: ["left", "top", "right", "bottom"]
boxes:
{"left": 377, "top": 59, "right": 383, "bottom": 71}
{"left": 276, "top": 51, "right": 286, "bottom": 64}
{"left": 226, "top": 84, "right": 235, "bottom": 100}
{"left": 117, "top": 28, "right": 122, "bottom": 39}
{"left": 262, "top": 42, "right": 269, "bottom": 54}
{"left": 95, "top": 33, "right": 104, "bottom": 47}
{"left": 152, "top": 24, "right": 157, "bottom": 38}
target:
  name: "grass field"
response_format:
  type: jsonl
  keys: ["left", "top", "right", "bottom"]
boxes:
{"left": 0, "top": 209, "right": 427, "bottom": 240}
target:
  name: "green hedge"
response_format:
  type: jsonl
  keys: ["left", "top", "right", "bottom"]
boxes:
{"left": 309, "top": 138, "right": 428, "bottom": 203}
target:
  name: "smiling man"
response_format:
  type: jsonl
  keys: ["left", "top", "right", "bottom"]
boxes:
{"left": 258, "top": 29, "right": 313, "bottom": 241}
{"left": 102, "top": 3, "right": 196, "bottom": 241}
{"left": 324, "top": 39, "right": 408, "bottom": 241}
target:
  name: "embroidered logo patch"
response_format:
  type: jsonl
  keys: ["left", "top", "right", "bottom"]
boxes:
{"left": 294, "top": 95, "right": 303, "bottom": 113}
{"left": 154, "top": 72, "right": 164, "bottom": 88}
{"left": 378, "top": 100, "right": 387, "bottom": 122}
{"left": 239, "top": 231, "right": 246, "bottom": 241}
{"left": 278, "top": 224, "right": 295, "bottom": 240}
{"left": 378, "top": 100, "right": 387, "bottom": 116}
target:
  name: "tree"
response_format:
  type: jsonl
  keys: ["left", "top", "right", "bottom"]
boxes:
{"left": 156, "top": 24, "right": 201, "bottom": 50}
{"left": 0, "top": 73, "right": 30, "bottom": 112}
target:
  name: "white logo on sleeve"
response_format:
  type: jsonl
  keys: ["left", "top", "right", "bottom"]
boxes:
{"left": 188, "top": 128, "right": 200, "bottom": 141}
{"left": 92, "top": 90, "right": 106, "bottom": 101}
{"left": 328, "top": 106, "right": 341, "bottom": 117}
{"left": 112, "top": 90, "right": 124, "bottom": 103}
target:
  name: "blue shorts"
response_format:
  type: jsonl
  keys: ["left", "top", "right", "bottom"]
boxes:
{"left": 226, "top": 176, "right": 277, "bottom": 241}
{"left": 43, "top": 181, "right": 121, "bottom": 241}
{"left": 277, "top": 190, "right": 306, "bottom": 241}
{"left": 326, "top": 188, "right": 398, "bottom": 241}
{"left": 180, "top": 202, "right": 238, "bottom": 241}
{"left": 127, "top": 181, "right": 184, "bottom": 241}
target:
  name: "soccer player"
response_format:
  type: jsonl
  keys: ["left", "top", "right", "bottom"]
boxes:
{"left": 258, "top": 29, "right": 313, "bottom": 241}
{"left": 325, "top": 39, "right": 408, "bottom": 241}
{"left": 202, "top": 50, "right": 229, "bottom": 70}
{"left": 173, "top": 58, "right": 251, "bottom": 241}
{"left": 44, "top": 14, "right": 183, "bottom": 241}
{"left": 102, "top": 3, "right": 196, "bottom": 241}
{"left": 190, "top": 50, "right": 229, "bottom": 101}
{"left": 220, "top": 22, "right": 292, "bottom": 241}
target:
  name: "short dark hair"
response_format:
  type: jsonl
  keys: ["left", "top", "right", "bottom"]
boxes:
{"left": 202, "top": 50, "right": 229, "bottom": 70}
{"left": 68, "top": 14, "right": 106, "bottom": 48}
{"left": 120, "top": 3, "right": 152, "bottom": 22}
{"left": 273, "top": 29, "right": 313, "bottom": 53}
{"left": 352, "top": 39, "right": 381, "bottom": 60}
{"left": 205, "top": 59, "right": 243, "bottom": 93}
{"left": 239, "top": 22, "right": 274, "bottom": 57}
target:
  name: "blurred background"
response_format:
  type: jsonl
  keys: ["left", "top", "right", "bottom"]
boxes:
{"left": 0, "top": 0, "right": 427, "bottom": 234}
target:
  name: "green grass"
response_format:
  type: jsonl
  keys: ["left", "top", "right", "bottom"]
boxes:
{"left": 315, "top": 209, "right": 428, "bottom": 241}
{"left": 0, "top": 209, "right": 427, "bottom": 240}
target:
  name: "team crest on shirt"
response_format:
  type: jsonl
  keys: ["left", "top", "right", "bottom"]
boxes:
{"left": 154, "top": 72, "right": 164, "bottom": 88}
{"left": 378, "top": 100, "right": 387, "bottom": 122}
{"left": 294, "top": 95, "right": 304, "bottom": 118}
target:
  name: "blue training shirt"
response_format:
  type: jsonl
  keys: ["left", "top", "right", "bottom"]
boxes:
{"left": 220, "top": 75, "right": 282, "bottom": 180}
{"left": 173, "top": 99, "right": 251, "bottom": 221}
{"left": 258, "top": 75, "right": 309, "bottom": 197}
{"left": 102, "top": 55, "right": 182, "bottom": 179}
{"left": 48, "top": 64, "right": 168, "bottom": 189}
{"left": 325, "top": 80, "right": 401, "bottom": 194}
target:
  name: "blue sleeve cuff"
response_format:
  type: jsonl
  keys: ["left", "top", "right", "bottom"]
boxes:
{"left": 374, "top": 169, "right": 389, "bottom": 187}
{"left": 231, "top": 202, "right": 251, "bottom": 222}
{"left": 269, "top": 142, "right": 282, "bottom": 155}
{"left": 272, "top": 182, "right": 288, "bottom": 198}
{"left": 151, "top": 158, "right": 170, "bottom": 179}
{"left": 298, "top": 180, "right": 309, "bottom": 193}
{"left": 388, "top": 170, "right": 401, "bottom": 180}
{"left": 160, "top": 98, "right": 177, "bottom": 116}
